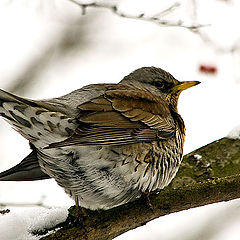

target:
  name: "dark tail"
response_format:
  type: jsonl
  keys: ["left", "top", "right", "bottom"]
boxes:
{"left": 0, "top": 150, "right": 50, "bottom": 181}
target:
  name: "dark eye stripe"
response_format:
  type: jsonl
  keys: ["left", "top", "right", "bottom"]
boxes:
{"left": 153, "top": 81, "right": 174, "bottom": 91}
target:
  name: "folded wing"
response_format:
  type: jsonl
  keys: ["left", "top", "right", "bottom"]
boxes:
{"left": 47, "top": 85, "right": 176, "bottom": 148}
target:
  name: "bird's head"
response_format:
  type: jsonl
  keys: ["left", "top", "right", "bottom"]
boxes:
{"left": 121, "top": 67, "right": 200, "bottom": 111}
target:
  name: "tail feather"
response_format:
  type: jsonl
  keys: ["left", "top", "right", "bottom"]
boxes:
{"left": 0, "top": 89, "right": 39, "bottom": 107}
{"left": 0, "top": 88, "right": 39, "bottom": 129}
{"left": 0, "top": 88, "right": 78, "bottom": 148}
{"left": 0, "top": 150, "right": 50, "bottom": 181}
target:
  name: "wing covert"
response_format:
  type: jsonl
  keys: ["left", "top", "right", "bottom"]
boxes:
{"left": 47, "top": 85, "right": 176, "bottom": 148}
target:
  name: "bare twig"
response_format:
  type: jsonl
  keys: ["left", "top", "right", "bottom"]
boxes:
{"left": 152, "top": 2, "right": 180, "bottom": 17}
{"left": 0, "top": 195, "right": 51, "bottom": 208}
{"left": 194, "top": 29, "right": 240, "bottom": 53}
{"left": 67, "top": 0, "right": 208, "bottom": 31}
{"left": 189, "top": 0, "right": 240, "bottom": 54}
{"left": 0, "top": 202, "right": 50, "bottom": 208}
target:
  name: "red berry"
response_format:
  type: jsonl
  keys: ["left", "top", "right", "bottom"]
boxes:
{"left": 199, "top": 65, "right": 217, "bottom": 74}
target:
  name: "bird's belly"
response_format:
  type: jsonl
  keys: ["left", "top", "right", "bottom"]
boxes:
{"left": 38, "top": 138, "right": 183, "bottom": 210}
{"left": 114, "top": 139, "right": 183, "bottom": 192}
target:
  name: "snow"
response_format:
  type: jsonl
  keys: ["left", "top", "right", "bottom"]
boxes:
{"left": 227, "top": 125, "right": 240, "bottom": 139}
{"left": 193, "top": 154, "right": 202, "bottom": 160}
{"left": 0, "top": 207, "right": 68, "bottom": 240}
{"left": 115, "top": 199, "right": 240, "bottom": 240}
{"left": 0, "top": 0, "right": 240, "bottom": 239}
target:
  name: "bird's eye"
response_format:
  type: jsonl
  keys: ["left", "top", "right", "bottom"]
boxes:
{"left": 154, "top": 81, "right": 165, "bottom": 89}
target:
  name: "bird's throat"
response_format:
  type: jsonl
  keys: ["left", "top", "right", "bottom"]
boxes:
{"left": 166, "top": 93, "right": 179, "bottom": 113}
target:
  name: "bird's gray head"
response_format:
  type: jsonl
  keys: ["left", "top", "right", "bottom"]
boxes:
{"left": 120, "top": 66, "right": 200, "bottom": 110}
{"left": 120, "top": 67, "right": 180, "bottom": 94}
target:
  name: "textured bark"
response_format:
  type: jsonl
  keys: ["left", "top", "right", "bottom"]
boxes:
{"left": 40, "top": 137, "right": 240, "bottom": 240}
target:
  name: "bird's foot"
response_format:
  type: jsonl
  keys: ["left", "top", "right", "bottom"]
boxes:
{"left": 142, "top": 192, "right": 154, "bottom": 213}
{"left": 68, "top": 205, "right": 90, "bottom": 224}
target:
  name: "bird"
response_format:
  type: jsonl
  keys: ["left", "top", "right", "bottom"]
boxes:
{"left": 0, "top": 67, "right": 200, "bottom": 210}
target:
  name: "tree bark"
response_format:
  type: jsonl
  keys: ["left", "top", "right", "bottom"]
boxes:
{"left": 39, "top": 137, "right": 240, "bottom": 240}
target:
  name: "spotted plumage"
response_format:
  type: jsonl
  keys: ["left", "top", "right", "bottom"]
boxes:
{"left": 0, "top": 67, "right": 199, "bottom": 210}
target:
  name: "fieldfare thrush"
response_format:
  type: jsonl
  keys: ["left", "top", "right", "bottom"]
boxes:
{"left": 0, "top": 67, "right": 199, "bottom": 210}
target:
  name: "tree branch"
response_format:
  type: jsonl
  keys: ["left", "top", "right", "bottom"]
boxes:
{"left": 188, "top": 0, "right": 240, "bottom": 54}
{"left": 0, "top": 195, "right": 50, "bottom": 208}
{"left": 38, "top": 137, "right": 240, "bottom": 240}
{"left": 67, "top": 0, "right": 208, "bottom": 31}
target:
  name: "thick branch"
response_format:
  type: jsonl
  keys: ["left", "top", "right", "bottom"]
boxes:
{"left": 39, "top": 137, "right": 240, "bottom": 240}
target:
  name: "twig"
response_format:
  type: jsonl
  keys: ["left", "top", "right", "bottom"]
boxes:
{"left": 152, "top": 2, "right": 180, "bottom": 17}
{"left": 0, "top": 195, "right": 51, "bottom": 208}
{"left": 189, "top": 0, "right": 240, "bottom": 54}
{"left": 0, "top": 202, "right": 50, "bottom": 208}
{"left": 67, "top": 0, "right": 208, "bottom": 31}
{"left": 194, "top": 29, "right": 240, "bottom": 53}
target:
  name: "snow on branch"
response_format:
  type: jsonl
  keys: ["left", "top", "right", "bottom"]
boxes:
{"left": 68, "top": 0, "right": 208, "bottom": 31}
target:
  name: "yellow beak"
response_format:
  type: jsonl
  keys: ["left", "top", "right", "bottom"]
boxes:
{"left": 173, "top": 81, "right": 200, "bottom": 92}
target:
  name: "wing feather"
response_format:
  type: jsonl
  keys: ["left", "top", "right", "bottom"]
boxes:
{"left": 47, "top": 85, "right": 176, "bottom": 148}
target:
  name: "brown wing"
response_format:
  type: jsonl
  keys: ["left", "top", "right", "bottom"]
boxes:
{"left": 47, "top": 85, "right": 176, "bottom": 147}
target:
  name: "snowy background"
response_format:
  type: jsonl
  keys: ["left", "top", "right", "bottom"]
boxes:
{"left": 1, "top": 0, "right": 240, "bottom": 239}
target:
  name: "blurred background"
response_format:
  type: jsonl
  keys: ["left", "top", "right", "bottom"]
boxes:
{"left": 0, "top": 0, "right": 240, "bottom": 239}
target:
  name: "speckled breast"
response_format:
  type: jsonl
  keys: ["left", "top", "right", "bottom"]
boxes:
{"left": 37, "top": 128, "right": 184, "bottom": 210}
{"left": 113, "top": 128, "right": 184, "bottom": 193}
